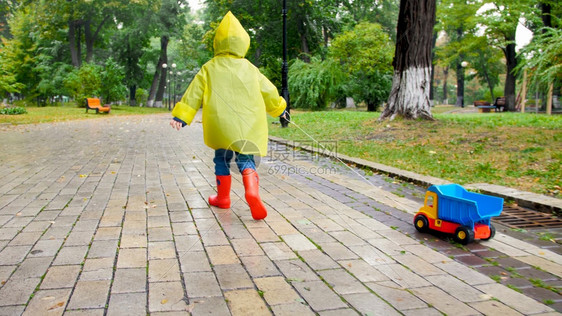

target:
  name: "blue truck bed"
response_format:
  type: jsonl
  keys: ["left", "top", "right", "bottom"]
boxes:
{"left": 428, "top": 184, "right": 503, "bottom": 229}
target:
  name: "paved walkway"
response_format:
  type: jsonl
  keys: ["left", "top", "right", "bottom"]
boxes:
{"left": 0, "top": 113, "right": 560, "bottom": 315}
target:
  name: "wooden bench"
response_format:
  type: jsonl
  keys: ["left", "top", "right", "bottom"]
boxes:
{"left": 85, "top": 98, "right": 111, "bottom": 114}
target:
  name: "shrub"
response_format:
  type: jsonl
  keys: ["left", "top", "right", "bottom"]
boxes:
{"left": 64, "top": 63, "right": 102, "bottom": 105}
{"left": 135, "top": 88, "right": 148, "bottom": 107}
{"left": 0, "top": 106, "right": 27, "bottom": 115}
{"left": 100, "top": 57, "right": 127, "bottom": 104}
{"left": 329, "top": 22, "right": 394, "bottom": 111}
{"left": 288, "top": 57, "right": 345, "bottom": 109}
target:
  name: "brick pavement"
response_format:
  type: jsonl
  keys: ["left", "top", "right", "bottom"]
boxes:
{"left": 0, "top": 113, "right": 560, "bottom": 315}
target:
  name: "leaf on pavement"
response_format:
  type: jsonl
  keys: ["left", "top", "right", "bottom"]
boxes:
{"left": 48, "top": 301, "right": 65, "bottom": 310}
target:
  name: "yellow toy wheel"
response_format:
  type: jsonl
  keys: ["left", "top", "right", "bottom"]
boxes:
{"left": 454, "top": 226, "right": 474, "bottom": 245}
{"left": 414, "top": 214, "right": 429, "bottom": 233}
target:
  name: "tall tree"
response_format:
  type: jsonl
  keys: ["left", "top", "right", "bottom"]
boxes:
{"left": 479, "top": 0, "right": 539, "bottom": 111}
{"left": 379, "top": 0, "right": 436, "bottom": 120}
{"left": 146, "top": 0, "right": 187, "bottom": 107}
{"left": 436, "top": 0, "right": 480, "bottom": 107}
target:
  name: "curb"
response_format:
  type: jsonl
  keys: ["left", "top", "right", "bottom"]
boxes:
{"left": 268, "top": 136, "right": 562, "bottom": 216}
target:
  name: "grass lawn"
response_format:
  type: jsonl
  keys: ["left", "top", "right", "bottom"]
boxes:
{"left": 268, "top": 107, "right": 562, "bottom": 198}
{"left": 0, "top": 103, "right": 169, "bottom": 125}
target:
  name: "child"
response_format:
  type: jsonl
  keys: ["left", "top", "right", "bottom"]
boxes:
{"left": 170, "top": 11, "right": 286, "bottom": 220}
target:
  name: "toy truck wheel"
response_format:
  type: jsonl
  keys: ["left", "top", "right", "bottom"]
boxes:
{"left": 454, "top": 226, "right": 474, "bottom": 245}
{"left": 414, "top": 215, "right": 429, "bottom": 233}
{"left": 482, "top": 224, "right": 496, "bottom": 241}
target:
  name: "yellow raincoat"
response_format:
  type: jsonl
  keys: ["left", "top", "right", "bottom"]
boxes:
{"left": 172, "top": 11, "right": 286, "bottom": 156}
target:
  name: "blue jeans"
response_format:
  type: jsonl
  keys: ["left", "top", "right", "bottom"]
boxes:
{"left": 214, "top": 149, "right": 255, "bottom": 176}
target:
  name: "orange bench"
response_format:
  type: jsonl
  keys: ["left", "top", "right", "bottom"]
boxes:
{"left": 85, "top": 98, "right": 111, "bottom": 114}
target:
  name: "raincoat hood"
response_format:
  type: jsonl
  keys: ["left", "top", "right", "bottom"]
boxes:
{"left": 213, "top": 11, "right": 250, "bottom": 58}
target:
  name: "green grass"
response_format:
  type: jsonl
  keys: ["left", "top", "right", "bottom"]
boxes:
{"left": 0, "top": 102, "right": 169, "bottom": 125}
{"left": 268, "top": 109, "right": 562, "bottom": 197}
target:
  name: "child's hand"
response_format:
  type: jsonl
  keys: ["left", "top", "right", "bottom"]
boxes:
{"left": 170, "top": 119, "right": 183, "bottom": 131}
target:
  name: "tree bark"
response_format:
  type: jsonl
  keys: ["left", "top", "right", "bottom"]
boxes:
{"left": 146, "top": 65, "right": 161, "bottom": 107}
{"left": 379, "top": 0, "right": 436, "bottom": 120}
{"left": 443, "top": 66, "right": 448, "bottom": 104}
{"left": 455, "top": 59, "right": 465, "bottom": 107}
{"left": 84, "top": 15, "right": 110, "bottom": 63}
{"left": 540, "top": 2, "right": 551, "bottom": 30}
{"left": 68, "top": 20, "right": 81, "bottom": 68}
{"left": 429, "top": 30, "right": 437, "bottom": 104}
{"left": 503, "top": 40, "right": 517, "bottom": 111}
{"left": 129, "top": 85, "right": 137, "bottom": 106}
{"left": 154, "top": 36, "right": 169, "bottom": 108}
{"left": 297, "top": 18, "right": 310, "bottom": 62}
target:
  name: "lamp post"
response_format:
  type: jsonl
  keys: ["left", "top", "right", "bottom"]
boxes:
{"left": 162, "top": 63, "right": 168, "bottom": 109}
{"left": 168, "top": 63, "right": 176, "bottom": 111}
{"left": 174, "top": 71, "right": 181, "bottom": 106}
{"left": 280, "top": 0, "right": 290, "bottom": 128}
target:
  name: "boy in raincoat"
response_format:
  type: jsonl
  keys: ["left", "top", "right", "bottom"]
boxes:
{"left": 170, "top": 11, "right": 287, "bottom": 220}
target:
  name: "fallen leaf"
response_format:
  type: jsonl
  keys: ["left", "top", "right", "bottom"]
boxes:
{"left": 79, "top": 174, "right": 88, "bottom": 178}
{"left": 16, "top": 212, "right": 22, "bottom": 216}
{"left": 161, "top": 299, "right": 168, "bottom": 304}
{"left": 48, "top": 302, "right": 65, "bottom": 310}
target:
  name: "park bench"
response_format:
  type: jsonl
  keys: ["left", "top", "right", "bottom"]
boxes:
{"left": 85, "top": 98, "right": 111, "bottom": 114}
{"left": 493, "top": 97, "right": 506, "bottom": 112}
{"left": 474, "top": 97, "right": 505, "bottom": 113}
{"left": 474, "top": 100, "right": 495, "bottom": 113}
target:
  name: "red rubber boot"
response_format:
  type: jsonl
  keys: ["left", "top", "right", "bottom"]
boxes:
{"left": 208, "top": 175, "right": 231, "bottom": 208}
{"left": 242, "top": 169, "right": 267, "bottom": 220}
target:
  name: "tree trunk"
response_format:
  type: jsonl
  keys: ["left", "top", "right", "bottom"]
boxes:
{"left": 154, "top": 36, "right": 169, "bottom": 108}
{"left": 84, "top": 16, "right": 109, "bottom": 63}
{"left": 455, "top": 59, "right": 465, "bottom": 107}
{"left": 84, "top": 20, "right": 93, "bottom": 63}
{"left": 147, "top": 36, "right": 169, "bottom": 108}
{"left": 68, "top": 20, "right": 81, "bottom": 68}
{"left": 146, "top": 66, "right": 160, "bottom": 107}
{"left": 129, "top": 85, "right": 137, "bottom": 106}
{"left": 429, "top": 31, "right": 437, "bottom": 104}
{"left": 504, "top": 40, "right": 517, "bottom": 111}
{"left": 443, "top": 66, "right": 448, "bottom": 104}
{"left": 379, "top": 0, "right": 436, "bottom": 120}
{"left": 297, "top": 18, "right": 310, "bottom": 62}
{"left": 541, "top": 2, "right": 551, "bottom": 30}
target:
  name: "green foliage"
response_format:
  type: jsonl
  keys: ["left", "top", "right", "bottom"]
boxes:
{"left": 288, "top": 57, "right": 345, "bottom": 109}
{"left": 516, "top": 24, "right": 562, "bottom": 88}
{"left": 64, "top": 63, "right": 102, "bottom": 104}
{"left": 0, "top": 4, "right": 38, "bottom": 96}
{"left": 0, "top": 106, "right": 27, "bottom": 115}
{"left": 100, "top": 58, "right": 127, "bottom": 104}
{"left": 135, "top": 88, "right": 148, "bottom": 107}
{"left": 329, "top": 22, "right": 394, "bottom": 110}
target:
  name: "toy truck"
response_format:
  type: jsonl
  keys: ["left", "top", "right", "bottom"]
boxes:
{"left": 414, "top": 184, "right": 503, "bottom": 245}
